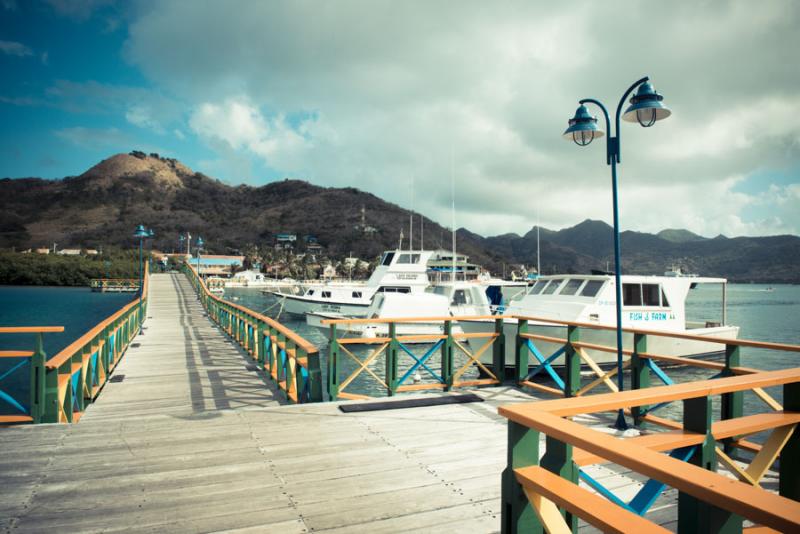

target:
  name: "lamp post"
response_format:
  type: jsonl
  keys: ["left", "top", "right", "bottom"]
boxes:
{"left": 563, "top": 76, "right": 670, "bottom": 430}
{"left": 133, "top": 224, "right": 153, "bottom": 334}
{"left": 195, "top": 236, "right": 204, "bottom": 279}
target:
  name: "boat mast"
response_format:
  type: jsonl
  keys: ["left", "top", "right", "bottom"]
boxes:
{"left": 410, "top": 175, "right": 414, "bottom": 251}
{"left": 450, "top": 148, "right": 456, "bottom": 282}
{"left": 536, "top": 206, "right": 541, "bottom": 276}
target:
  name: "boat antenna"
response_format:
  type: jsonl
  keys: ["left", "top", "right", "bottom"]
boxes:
{"left": 420, "top": 213, "right": 424, "bottom": 250}
{"left": 536, "top": 206, "right": 541, "bottom": 276}
{"left": 410, "top": 175, "right": 414, "bottom": 251}
{"left": 450, "top": 145, "right": 456, "bottom": 282}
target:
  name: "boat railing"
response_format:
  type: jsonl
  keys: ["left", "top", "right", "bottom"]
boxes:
{"left": 89, "top": 278, "right": 140, "bottom": 292}
{"left": 184, "top": 262, "right": 322, "bottom": 403}
{"left": 0, "top": 264, "right": 149, "bottom": 424}
{"left": 499, "top": 367, "right": 800, "bottom": 533}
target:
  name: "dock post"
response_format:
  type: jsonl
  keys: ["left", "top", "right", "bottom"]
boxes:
{"left": 305, "top": 348, "right": 323, "bottom": 403}
{"left": 720, "top": 343, "right": 743, "bottom": 455}
{"left": 515, "top": 319, "right": 528, "bottom": 384}
{"left": 564, "top": 325, "right": 580, "bottom": 397}
{"left": 541, "top": 435, "right": 578, "bottom": 531}
{"left": 386, "top": 322, "right": 398, "bottom": 396}
{"left": 678, "top": 396, "right": 741, "bottom": 533}
{"left": 327, "top": 324, "right": 339, "bottom": 401}
{"left": 29, "top": 333, "right": 46, "bottom": 423}
{"left": 502, "top": 421, "right": 542, "bottom": 533}
{"left": 780, "top": 381, "right": 800, "bottom": 501}
{"left": 631, "top": 333, "right": 649, "bottom": 425}
{"left": 493, "top": 318, "right": 506, "bottom": 382}
{"left": 441, "top": 320, "right": 453, "bottom": 391}
{"left": 256, "top": 322, "right": 265, "bottom": 367}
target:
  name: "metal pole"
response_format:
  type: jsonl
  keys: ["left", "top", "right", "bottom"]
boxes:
{"left": 138, "top": 236, "right": 144, "bottom": 335}
{"left": 610, "top": 154, "right": 627, "bottom": 430}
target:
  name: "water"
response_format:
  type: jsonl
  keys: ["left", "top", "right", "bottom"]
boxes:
{"left": 0, "top": 286, "right": 135, "bottom": 415}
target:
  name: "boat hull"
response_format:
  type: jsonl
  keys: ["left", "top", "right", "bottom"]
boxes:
{"left": 307, "top": 313, "right": 460, "bottom": 340}
{"left": 458, "top": 318, "right": 740, "bottom": 368}
{"left": 273, "top": 292, "right": 372, "bottom": 317}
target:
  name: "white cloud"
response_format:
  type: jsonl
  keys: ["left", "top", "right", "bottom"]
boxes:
{"left": 125, "top": 104, "right": 165, "bottom": 134}
{"left": 0, "top": 40, "right": 33, "bottom": 57}
{"left": 54, "top": 126, "right": 131, "bottom": 148}
{"left": 173, "top": 128, "right": 185, "bottom": 140}
{"left": 44, "top": 0, "right": 114, "bottom": 21}
{"left": 124, "top": 0, "right": 800, "bottom": 237}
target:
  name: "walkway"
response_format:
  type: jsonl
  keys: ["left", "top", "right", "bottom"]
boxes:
{"left": 0, "top": 273, "right": 733, "bottom": 532}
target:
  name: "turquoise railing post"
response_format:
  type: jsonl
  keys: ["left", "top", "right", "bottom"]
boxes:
{"left": 29, "top": 332, "right": 46, "bottom": 423}
{"left": 564, "top": 325, "right": 580, "bottom": 397}
{"left": 678, "top": 395, "right": 741, "bottom": 532}
{"left": 493, "top": 317, "right": 506, "bottom": 382}
{"left": 276, "top": 332, "right": 286, "bottom": 388}
{"left": 720, "top": 343, "right": 743, "bottom": 454}
{"left": 327, "top": 324, "right": 339, "bottom": 400}
{"left": 387, "top": 322, "right": 398, "bottom": 396}
{"left": 256, "top": 322, "right": 265, "bottom": 368}
{"left": 541, "top": 435, "right": 578, "bottom": 531}
{"left": 780, "top": 381, "right": 800, "bottom": 501}
{"left": 501, "top": 421, "right": 542, "bottom": 533}
{"left": 441, "top": 319, "right": 453, "bottom": 391}
{"left": 631, "top": 333, "right": 649, "bottom": 425}
{"left": 73, "top": 346, "right": 86, "bottom": 413}
{"left": 284, "top": 339, "right": 296, "bottom": 401}
{"left": 43, "top": 366, "right": 59, "bottom": 423}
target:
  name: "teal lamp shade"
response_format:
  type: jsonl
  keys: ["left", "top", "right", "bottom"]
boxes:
{"left": 563, "top": 104, "right": 604, "bottom": 146}
{"left": 622, "top": 82, "right": 671, "bottom": 127}
{"left": 148, "top": 229, "right": 155, "bottom": 238}
{"left": 133, "top": 224, "right": 149, "bottom": 238}
{"left": 196, "top": 237, "right": 204, "bottom": 249}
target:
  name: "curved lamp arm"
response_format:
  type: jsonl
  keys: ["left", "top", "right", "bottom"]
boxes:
{"left": 579, "top": 98, "right": 611, "bottom": 164}
{"left": 614, "top": 76, "right": 649, "bottom": 164}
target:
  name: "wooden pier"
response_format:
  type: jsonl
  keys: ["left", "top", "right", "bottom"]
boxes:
{"left": 1, "top": 272, "right": 798, "bottom": 533}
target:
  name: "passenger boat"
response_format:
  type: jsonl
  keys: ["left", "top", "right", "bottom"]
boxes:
{"left": 307, "top": 282, "right": 492, "bottom": 339}
{"left": 267, "top": 250, "right": 434, "bottom": 317}
{"left": 459, "top": 273, "right": 739, "bottom": 368}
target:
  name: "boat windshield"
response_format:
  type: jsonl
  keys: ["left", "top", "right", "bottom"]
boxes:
{"left": 560, "top": 279, "right": 584, "bottom": 296}
{"left": 381, "top": 252, "right": 395, "bottom": 266}
{"left": 580, "top": 280, "right": 604, "bottom": 297}
{"left": 428, "top": 286, "right": 450, "bottom": 297}
{"left": 541, "top": 279, "right": 564, "bottom": 295}
{"left": 529, "top": 280, "right": 548, "bottom": 295}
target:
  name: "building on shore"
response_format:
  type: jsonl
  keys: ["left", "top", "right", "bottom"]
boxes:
{"left": 190, "top": 254, "right": 245, "bottom": 278}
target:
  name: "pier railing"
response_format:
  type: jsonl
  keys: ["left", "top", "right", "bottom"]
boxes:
{"left": 184, "top": 263, "right": 322, "bottom": 403}
{"left": 323, "top": 315, "right": 506, "bottom": 400}
{"left": 499, "top": 367, "right": 800, "bottom": 533}
{"left": 90, "top": 278, "right": 140, "bottom": 292}
{"left": 0, "top": 264, "right": 149, "bottom": 424}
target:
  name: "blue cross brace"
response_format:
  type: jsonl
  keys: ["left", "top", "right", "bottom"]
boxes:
{"left": 398, "top": 340, "right": 445, "bottom": 386}
{"left": 524, "top": 340, "right": 566, "bottom": 391}
{"left": 579, "top": 446, "right": 696, "bottom": 516}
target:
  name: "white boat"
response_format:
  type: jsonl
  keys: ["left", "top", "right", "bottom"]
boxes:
{"left": 459, "top": 273, "right": 739, "bottom": 368}
{"left": 307, "top": 282, "right": 493, "bottom": 340}
{"left": 267, "top": 250, "right": 435, "bottom": 317}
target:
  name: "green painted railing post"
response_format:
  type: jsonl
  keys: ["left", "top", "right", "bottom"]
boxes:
{"left": 327, "top": 324, "right": 339, "bottom": 400}
{"left": 441, "top": 320, "right": 453, "bottom": 391}
{"left": 386, "top": 322, "right": 398, "bottom": 396}
{"left": 29, "top": 332, "right": 46, "bottom": 423}
{"left": 541, "top": 435, "right": 578, "bottom": 532}
{"left": 256, "top": 322, "right": 265, "bottom": 367}
{"left": 780, "top": 381, "right": 800, "bottom": 501}
{"left": 678, "top": 396, "right": 741, "bottom": 533}
{"left": 720, "top": 343, "right": 743, "bottom": 455}
{"left": 73, "top": 347, "right": 86, "bottom": 413}
{"left": 564, "top": 325, "right": 580, "bottom": 397}
{"left": 306, "top": 349, "right": 323, "bottom": 403}
{"left": 42, "top": 367, "right": 59, "bottom": 423}
{"left": 501, "top": 421, "right": 542, "bottom": 534}
{"left": 276, "top": 332, "right": 287, "bottom": 386}
{"left": 493, "top": 317, "right": 506, "bottom": 382}
{"left": 631, "top": 333, "right": 649, "bottom": 426}
{"left": 515, "top": 319, "right": 529, "bottom": 383}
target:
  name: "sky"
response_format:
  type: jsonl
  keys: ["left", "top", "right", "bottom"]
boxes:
{"left": 1, "top": 0, "right": 799, "bottom": 239}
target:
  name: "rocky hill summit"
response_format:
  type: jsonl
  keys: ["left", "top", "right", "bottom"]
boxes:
{"left": 74, "top": 152, "right": 191, "bottom": 191}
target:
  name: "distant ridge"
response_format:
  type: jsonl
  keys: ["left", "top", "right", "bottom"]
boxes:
{"left": 1, "top": 152, "right": 798, "bottom": 283}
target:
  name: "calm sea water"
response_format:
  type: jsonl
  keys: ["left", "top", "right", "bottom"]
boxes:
{"left": 0, "top": 286, "right": 134, "bottom": 415}
{"left": 1, "top": 282, "right": 797, "bottom": 418}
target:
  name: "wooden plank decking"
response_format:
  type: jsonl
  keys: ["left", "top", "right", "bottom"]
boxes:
{"left": 0, "top": 273, "right": 775, "bottom": 533}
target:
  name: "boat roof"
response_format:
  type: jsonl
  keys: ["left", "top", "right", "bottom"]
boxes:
{"left": 533, "top": 273, "right": 728, "bottom": 284}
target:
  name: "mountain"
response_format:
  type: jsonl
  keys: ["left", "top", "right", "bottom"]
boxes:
{"left": 2, "top": 152, "right": 798, "bottom": 283}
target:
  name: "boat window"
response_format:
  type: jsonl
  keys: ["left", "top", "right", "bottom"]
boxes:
{"left": 623, "top": 284, "right": 642, "bottom": 306}
{"left": 661, "top": 289, "right": 670, "bottom": 308}
{"left": 642, "top": 284, "right": 660, "bottom": 306}
{"left": 352, "top": 291, "right": 362, "bottom": 298}
{"left": 321, "top": 291, "right": 331, "bottom": 298}
{"left": 451, "top": 289, "right": 472, "bottom": 305}
{"left": 397, "top": 253, "right": 421, "bottom": 264}
{"left": 542, "top": 279, "right": 564, "bottom": 295}
{"left": 529, "top": 280, "right": 548, "bottom": 295}
{"left": 560, "top": 279, "right": 584, "bottom": 296}
{"left": 307, "top": 290, "right": 315, "bottom": 296}
{"left": 580, "top": 280, "right": 604, "bottom": 297}
{"left": 428, "top": 286, "right": 448, "bottom": 296}
{"left": 381, "top": 252, "right": 395, "bottom": 266}
{"left": 377, "top": 286, "right": 411, "bottom": 294}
